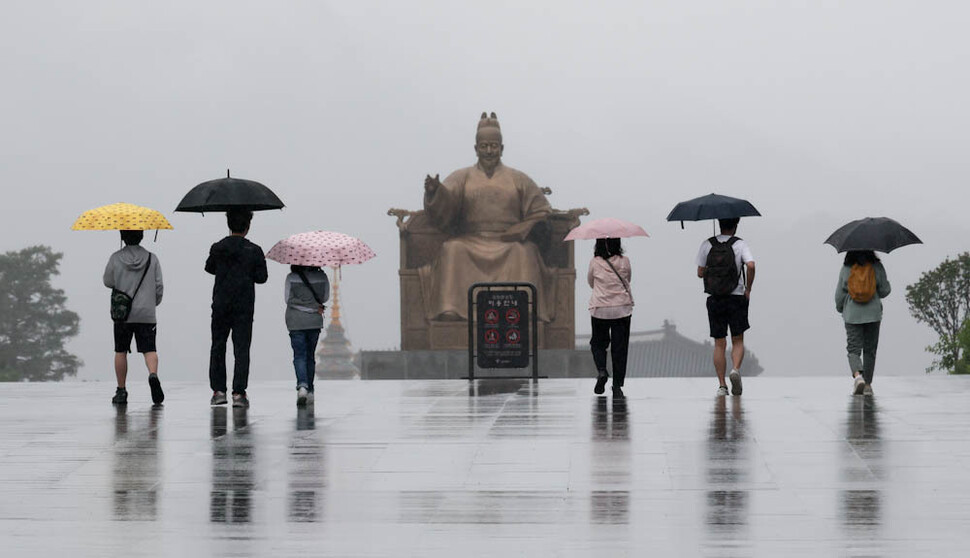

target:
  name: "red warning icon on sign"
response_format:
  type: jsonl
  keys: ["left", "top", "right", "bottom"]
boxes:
{"left": 505, "top": 329, "right": 521, "bottom": 344}
{"left": 505, "top": 308, "right": 520, "bottom": 325}
{"left": 484, "top": 329, "right": 500, "bottom": 344}
{"left": 484, "top": 308, "right": 499, "bottom": 325}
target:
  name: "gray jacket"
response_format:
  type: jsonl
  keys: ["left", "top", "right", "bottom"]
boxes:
{"left": 284, "top": 270, "right": 330, "bottom": 331}
{"left": 835, "top": 261, "right": 891, "bottom": 324}
{"left": 103, "top": 245, "right": 163, "bottom": 324}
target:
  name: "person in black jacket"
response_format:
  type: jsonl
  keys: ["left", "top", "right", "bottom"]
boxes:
{"left": 205, "top": 209, "right": 268, "bottom": 407}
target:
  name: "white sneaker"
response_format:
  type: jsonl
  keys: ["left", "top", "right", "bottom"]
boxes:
{"left": 716, "top": 385, "right": 729, "bottom": 396}
{"left": 297, "top": 386, "right": 308, "bottom": 407}
{"left": 863, "top": 384, "right": 873, "bottom": 396}
{"left": 729, "top": 369, "right": 742, "bottom": 395}
{"left": 306, "top": 392, "right": 315, "bottom": 405}
{"left": 852, "top": 375, "right": 865, "bottom": 395}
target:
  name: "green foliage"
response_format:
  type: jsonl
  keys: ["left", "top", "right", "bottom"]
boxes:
{"left": 0, "top": 246, "right": 81, "bottom": 381}
{"left": 954, "top": 319, "right": 970, "bottom": 375}
{"left": 905, "top": 252, "right": 970, "bottom": 373}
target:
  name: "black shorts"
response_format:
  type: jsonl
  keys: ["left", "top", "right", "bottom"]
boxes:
{"left": 706, "top": 295, "right": 750, "bottom": 339}
{"left": 113, "top": 322, "right": 157, "bottom": 353}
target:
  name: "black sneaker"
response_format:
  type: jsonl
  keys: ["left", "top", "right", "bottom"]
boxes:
{"left": 111, "top": 387, "right": 128, "bottom": 405}
{"left": 612, "top": 385, "right": 625, "bottom": 399}
{"left": 210, "top": 391, "right": 228, "bottom": 405}
{"left": 148, "top": 373, "right": 164, "bottom": 405}
{"left": 232, "top": 392, "right": 250, "bottom": 408}
{"left": 594, "top": 374, "right": 608, "bottom": 395}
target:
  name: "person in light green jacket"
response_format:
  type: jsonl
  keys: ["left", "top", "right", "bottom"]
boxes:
{"left": 835, "top": 250, "right": 891, "bottom": 395}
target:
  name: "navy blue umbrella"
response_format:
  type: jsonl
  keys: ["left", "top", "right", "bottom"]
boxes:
{"left": 666, "top": 193, "right": 761, "bottom": 228}
{"left": 824, "top": 217, "right": 922, "bottom": 253}
{"left": 175, "top": 171, "right": 285, "bottom": 213}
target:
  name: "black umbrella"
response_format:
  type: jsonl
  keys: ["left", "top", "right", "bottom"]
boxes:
{"left": 175, "top": 171, "right": 285, "bottom": 213}
{"left": 824, "top": 217, "right": 922, "bottom": 253}
{"left": 666, "top": 193, "right": 761, "bottom": 228}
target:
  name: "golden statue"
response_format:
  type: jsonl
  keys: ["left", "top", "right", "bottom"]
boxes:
{"left": 420, "top": 112, "right": 556, "bottom": 322}
{"left": 388, "top": 112, "right": 587, "bottom": 350}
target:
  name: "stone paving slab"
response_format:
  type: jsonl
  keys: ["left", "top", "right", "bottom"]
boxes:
{"left": 1, "top": 376, "right": 969, "bottom": 557}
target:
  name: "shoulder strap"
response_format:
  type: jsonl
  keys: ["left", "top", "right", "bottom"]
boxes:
{"left": 727, "top": 236, "right": 740, "bottom": 246}
{"left": 129, "top": 254, "right": 152, "bottom": 299}
{"left": 296, "top": 269, "right": 324, "bottom": 306}
{"left": 603, "top": 257, "right": 631, "bottom": 296}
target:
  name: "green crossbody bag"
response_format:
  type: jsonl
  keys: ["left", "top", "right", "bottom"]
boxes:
{"left": 110, "top": 254, "right": 152, "bottom": 322}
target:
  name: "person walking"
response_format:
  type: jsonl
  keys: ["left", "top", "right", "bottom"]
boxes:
{"left": 696, "top": 218, "right": 755, "bottom": 396}
{"left": 206, "top": 209, "right": 268, "bottom": 408}
{"left": 835, "top": 250, "right": 891, "bottom": 395}
{"left": 284, "top": 265, "right": 330, "bottom": 407}
{"left": 103, "top": 230, "right": 165, "bottom": 405}
{"left": 588, "top": 238, "right": 634, "bottom": 398}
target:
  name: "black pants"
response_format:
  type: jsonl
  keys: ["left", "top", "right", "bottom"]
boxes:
{"left": 209, "top": 312, "right": 254, "bottom": 394}
{"left": 590, "top": 315, "right": 632, "bottom": 387}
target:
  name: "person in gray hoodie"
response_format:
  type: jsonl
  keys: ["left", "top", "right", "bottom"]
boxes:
{"left": 284, "top": 265, "right": 330, "bottom": 407}
{"left": 103, "top": 230, "right": 164, "bottom": 405}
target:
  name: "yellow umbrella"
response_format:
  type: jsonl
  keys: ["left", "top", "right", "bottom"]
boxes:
{"left": 71, "top": 203, "right": 174, "bottom": 231}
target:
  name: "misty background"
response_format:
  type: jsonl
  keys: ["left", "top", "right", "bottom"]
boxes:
{"left": 2, "top": 1, "right": 967, "bottom": 382}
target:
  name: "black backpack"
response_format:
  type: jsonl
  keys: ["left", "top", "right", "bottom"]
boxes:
{"left": 703, "top": 236, "right": 741, "bottom": 296}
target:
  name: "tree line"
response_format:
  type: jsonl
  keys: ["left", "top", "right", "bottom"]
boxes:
{"left": 0, "top": 246, "right": 80, "bottom": 381}
{"left": 905, "top": 252, "right": 970, "bottom": 374}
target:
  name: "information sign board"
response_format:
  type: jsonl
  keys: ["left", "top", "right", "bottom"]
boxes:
{"left": 476, "top": 289, "right": 530, "bottom": 368}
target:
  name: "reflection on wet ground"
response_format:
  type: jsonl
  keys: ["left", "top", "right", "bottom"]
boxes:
{"left": 210, "top": 407, "right": 254, "bottom": 524}
{"left": 841, "top": 396, "right": 883, "bottom": 550}
{"left": 705, "top": 396, "right": 749, "bottom": 543}
{"left": 112, "top": 406, "right": 162, "bottom": 521}
{"left": 288, "top": 406, "right": 324, "bottom": 523}
{"left": 1, "top": 377, "right": 970, "bottom": 556}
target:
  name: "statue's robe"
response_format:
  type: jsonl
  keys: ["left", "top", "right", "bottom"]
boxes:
{"left": 419, "top": 162, "right": 556, "bottom": 321}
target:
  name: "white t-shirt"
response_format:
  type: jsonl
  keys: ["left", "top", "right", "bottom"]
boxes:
{"left": 695, "top": 235, "right": 754, "bottom": 296}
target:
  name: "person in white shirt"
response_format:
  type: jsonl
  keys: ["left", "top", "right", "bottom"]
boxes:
{"left": 696, "top": 218, "right": 756, "bottom": 396}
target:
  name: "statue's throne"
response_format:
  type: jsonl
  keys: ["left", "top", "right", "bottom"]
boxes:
{"left": 389, "top": 193, "right": 588, "bottom": 351}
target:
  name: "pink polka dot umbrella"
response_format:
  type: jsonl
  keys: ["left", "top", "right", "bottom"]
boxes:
{"left": 266, "top": 231, "right": 376, "bottom": 268}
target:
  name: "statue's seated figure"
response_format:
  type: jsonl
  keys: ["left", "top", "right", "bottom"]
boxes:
{"left": 389, "top": 112, "right": 587, "bottom": 350}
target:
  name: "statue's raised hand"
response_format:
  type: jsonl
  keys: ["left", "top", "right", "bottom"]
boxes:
{"left": 424, "top": 174, "right": 442, "bottom": 195}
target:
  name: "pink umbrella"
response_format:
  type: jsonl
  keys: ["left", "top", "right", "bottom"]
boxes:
{"left": 563, "top": 218, "right": 649, "bottom": 241}
{"left": 266, "top": 231, "right": 376, "bottom": 268}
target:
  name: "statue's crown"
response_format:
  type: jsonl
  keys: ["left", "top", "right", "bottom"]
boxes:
{"left": 477, "top": 112, "right": 501, "bottom": 132}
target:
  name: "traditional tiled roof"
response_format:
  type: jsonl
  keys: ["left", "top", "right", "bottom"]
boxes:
{"left": 575, "top": 320, "right": 763, "bottom": 377}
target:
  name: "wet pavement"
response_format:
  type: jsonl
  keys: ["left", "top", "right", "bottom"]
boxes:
{"left": 1, "top": 376, "right": 969, "bottom": 557}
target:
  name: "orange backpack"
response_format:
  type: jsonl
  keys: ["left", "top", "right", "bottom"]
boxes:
{"left": 847, "top": 263, "right": 876, "bottom": 303}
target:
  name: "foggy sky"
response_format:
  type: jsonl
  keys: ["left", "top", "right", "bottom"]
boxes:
{"left": 2, "top": 1, "right": 968, "bottom": 382}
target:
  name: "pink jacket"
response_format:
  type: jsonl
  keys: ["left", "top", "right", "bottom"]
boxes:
{"left": 587, "top": 255, "right": 633, "bottom": 310}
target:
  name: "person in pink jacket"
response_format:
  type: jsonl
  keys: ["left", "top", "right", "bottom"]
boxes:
{"left": 588, "top": 238, "right": 634, "bottom": 397}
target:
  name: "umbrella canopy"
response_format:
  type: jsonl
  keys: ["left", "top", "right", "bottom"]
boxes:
{"left": 71, "top": 203, "right": 174, "bottom": 231}
{"left": 666, "top": 193, "right": 761, "bottom": 223}
{"left": 564, "top": 218, "right": 649, "bottom": 241}
{"left": 824, "top": 217, "right": 922, "bottom": 253}
{"left": 266, "top": 231, "right": 376, "bottom": 268}
{"left": 175, "top": 172, "right": 284, "bottom": 213}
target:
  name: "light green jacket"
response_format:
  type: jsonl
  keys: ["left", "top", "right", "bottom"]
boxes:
{"left": 835, "top": 262, "right": 891, "bottom": 324}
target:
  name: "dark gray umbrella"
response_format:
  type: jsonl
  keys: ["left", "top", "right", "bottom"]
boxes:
{"left": 666, "top": 193, "right": 761, "bottom": 228}
{"left": 824, "top": 217, "right": 922, "bottom": 253}
{"left": 175, "top": 171, "right": 285, "bottom": 213}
